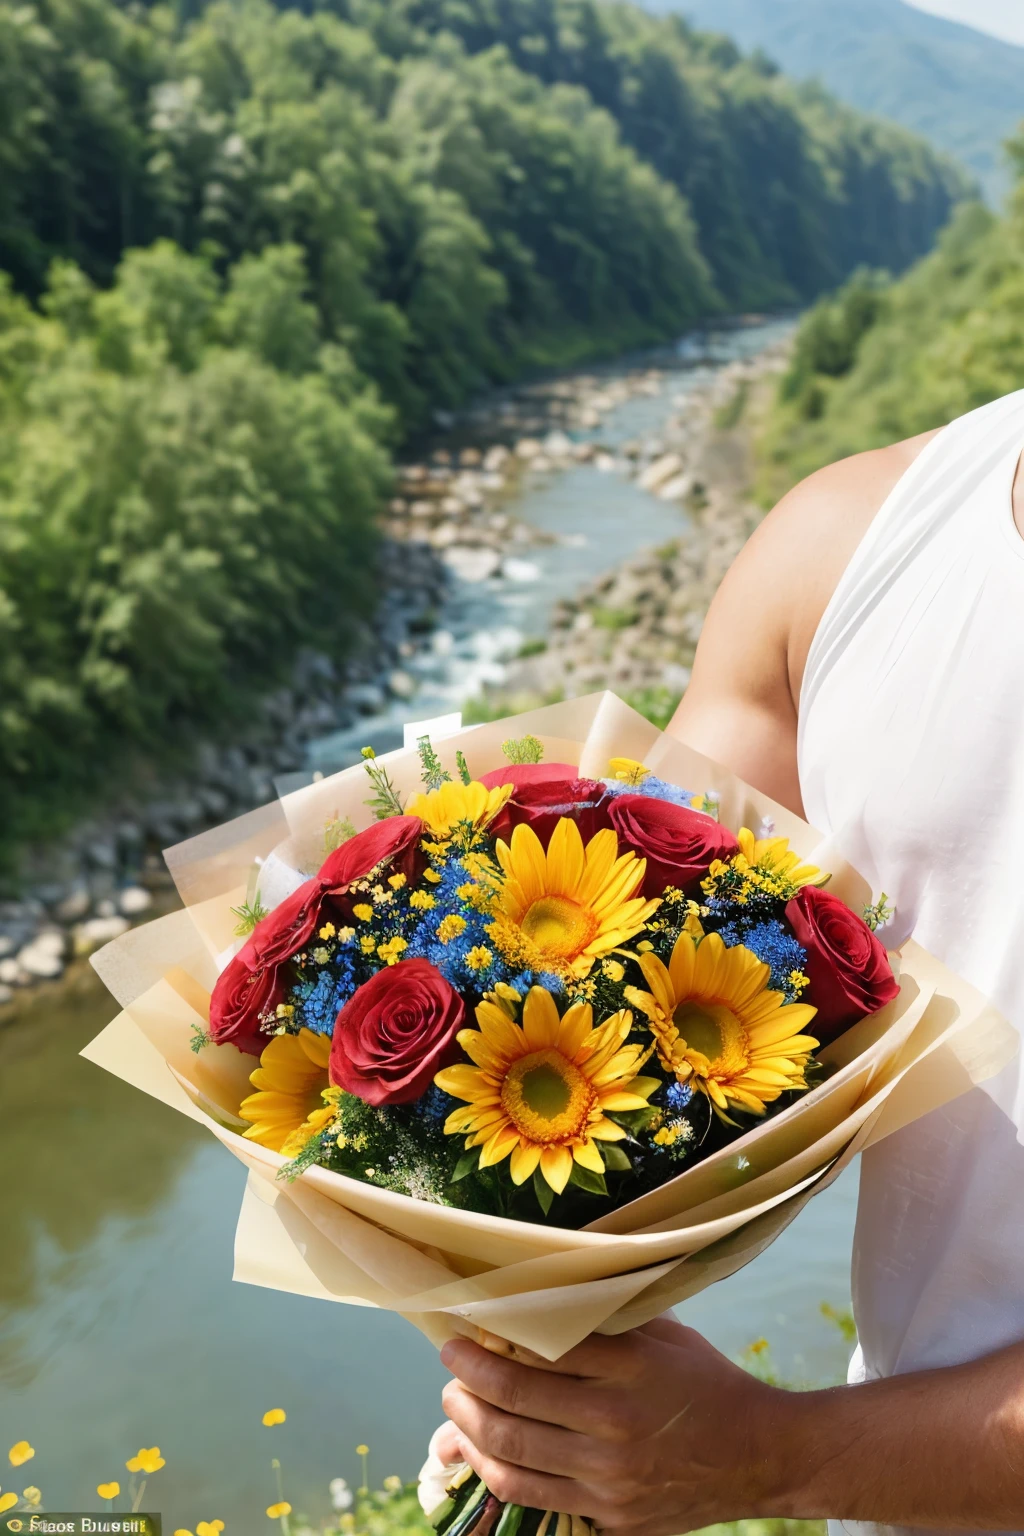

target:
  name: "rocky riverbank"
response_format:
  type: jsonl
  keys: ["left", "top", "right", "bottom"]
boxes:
{"left": 2, "top": 344, "right": 744, "bottom": 1010}
{"left": 471, "top": 338, "right": 789, "bottom": 722}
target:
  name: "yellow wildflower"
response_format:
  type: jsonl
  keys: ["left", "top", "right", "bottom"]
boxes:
{"left": 359, "top": 935, "right": 376, "bottom": 955}
{"left": 377, "top": 936, "right": 408, "bottom": 965}
{"left": 424, "top": 868, "right": 442, "bottom": 884}
{"left": 0, "top": 1495, "right": 17, "bottom": 1515}
{"left": 465, "top": 946, "right": 493, "bottom": 972}
{"left": 267, "top": 1504, "right": 292, "bottom": 1520}
{"left": 126, "top": 1448, "right": 165, "bottom": 1475}
{"left": 22, "top": 1487, "right": 41, "bottom": 1506}
{"left": 601, "top": 959, "right": 625, "bottom": 982}
{"left": 356, "top": 1443, "right": 370, "bottom": 1456}
{"left": 405, "top": 780, "right": 513, "bottom": 841}
{"left": 197, "top": 1522, "right": 225, "bottom": 1535}
{"left": 352, "top": 904, "right": 374, "bottom": 922}
{"left": 262, "top": 1408, "right": 286, "bottom": 1427}
{"left": 383, "top": 1476, "right": 402, "bottom": 1493}
{"left": 8, "top": 1442, "right": 34, "bottom": 1467}
{"left": 337, "top": 926, "right": 355, "bottom": 943}
{"left": 388, "top": 872, "right": 407, "bottom": 890}
{"left": 409, "top": 890, "right": 436, "bottom": 910}
{"left": 98, "top": 1483, "right": 120, "bottom": 1500}
{"left": 436, "top": 914, "right": 467, "bottom": 943}
{"left": 319, "top": 923, "right": 336, "bottom": 940}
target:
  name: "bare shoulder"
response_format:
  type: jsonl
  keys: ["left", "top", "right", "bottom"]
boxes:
{"left": 766, "top": 427, "right": 940, "bottom": 696}
{"left": 667, "top": 427, "right": 940, "bottom": 812}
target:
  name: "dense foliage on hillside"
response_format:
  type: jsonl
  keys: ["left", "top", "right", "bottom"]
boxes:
{"left": 0, "top": 0, "right": 966, "bottom": 843}
{"left": 673, "top": 0, "right": 1024, "bottom": 205}
{"left": 756, "top": 147, "right": 1024, "bottom": 501}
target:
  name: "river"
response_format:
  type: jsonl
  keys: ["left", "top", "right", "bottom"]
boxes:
{"left": 0, "top": 319, "right": 858, "bottom": 1530}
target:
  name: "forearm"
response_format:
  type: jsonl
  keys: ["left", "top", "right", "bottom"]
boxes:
{"left": 766, "top": 1342, "right": 1024, "bottom": 1528}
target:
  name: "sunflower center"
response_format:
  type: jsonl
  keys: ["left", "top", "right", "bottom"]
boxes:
{"left": 520, "top": 896, "right": 598, "bottom": 959}
{"left": 500, "top": 1048, "right": 596, "bottom": 1144}
{"left": 673, "top": 1001, "right": 749, "bottom": 1078}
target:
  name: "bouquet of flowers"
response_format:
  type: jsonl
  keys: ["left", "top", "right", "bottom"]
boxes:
{"left": 84, "top": 694, "right": 1013, "bottom": 1534}
{"left": 206, "top": 735, "right": 902, "bottom": 1226}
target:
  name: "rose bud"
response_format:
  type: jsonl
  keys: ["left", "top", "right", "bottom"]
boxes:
{"left": 607, "top": 794, "right": 740, "bottom": 898}
{"left": 210, "top": 818, "right": 428, "bottom": 1055}
{"left": 320, "top": 815, "right": 426, "bottom": 898}
{"left": 209, "top": 936, "right": 288, "bottom": 1055}
{"left": 785, "top": 884, "right": 900, "bottom": 1042}
{"left": 480, "top": 763, "right": 610, "bottom": 847}
{"left": 330, "top": 959, "right": 465, "bottom": 1106}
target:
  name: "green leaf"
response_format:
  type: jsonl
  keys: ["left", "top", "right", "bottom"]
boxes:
{"left": 494, "top": 1505, "right": 524, "bottom": 1536}
{"left": 455, "top": 750, "right": 472, "bottom": 786}
{"left": 452, "top": 1148, "right": 481, "bottom": 1182}
{"left": 532, "top": 1167, "right": 555, "bottom": 1215}
{"left": 598, "top": 1143, "right": 632, "bottom": 1172}
{"left": 568, "top": 1163, "right": 608, "bottom": 1197}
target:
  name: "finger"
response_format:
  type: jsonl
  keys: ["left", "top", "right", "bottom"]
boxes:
{"left": 450, "top": 1434, "right": 602, "bottom": 1520}
{"left": 431, "top": 1420, "right": 464, "bottom": 1467}
{"left": 442, "top": 1381, "right": 604, "bottom": 1479}
{"left": 441, "top": 1341, "right": 614, "bottom": 1433}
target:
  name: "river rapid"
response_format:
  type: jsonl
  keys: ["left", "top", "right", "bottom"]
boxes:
{"left": 0, "top": 321, "right": 858, "bottom": 1529}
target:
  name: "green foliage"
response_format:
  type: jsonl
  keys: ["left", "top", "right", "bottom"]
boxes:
{"left": 417, "top": 735, "right": 452, "bottom": 792}
{"left": 231, "top": 894, "right": 271, "bottom": 936}
{"left": 361, "top": 747, "right": 406, "bottom": 819}
{"left": 501, "top": 734, "right": 544, "bottom": 765}
{"left": 757, "top": 162, "right": 1024, "bottom": 498}
{"left": 0, "top": 0, "right": 968, "bottom": 850}
{"left": 676, "top": 0, "right": 1021, "bottom": 204}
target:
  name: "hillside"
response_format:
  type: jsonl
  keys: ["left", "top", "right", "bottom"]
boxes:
{"left": 0, "top": 0, "right": 967, "bottom": 847}
{"left": 755, "top": 147, "right": 1024, "bottom": 501}
{"left": 665, "top": 0, "right": 1024, "bottom": 203}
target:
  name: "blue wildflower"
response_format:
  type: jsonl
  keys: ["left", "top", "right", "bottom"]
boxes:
{"left": 715, "top": 918, "right": 807, "bottom": 1000}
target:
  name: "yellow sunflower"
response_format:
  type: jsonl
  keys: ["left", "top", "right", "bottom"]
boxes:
{"left": 625, "top": 931, "right": 818, "bottom": 1117}
{"left": 436, "top": 986, "right": 657, "bottom": 1194}
{"left": 238, "top": 1029, "right": 333, "bottom": 1155}
{"left": 405, "top": 780, "right": 513, "bottom": 841}
{"left": 485, "top": 818, "right": 660, "bottom": 980}
{"left": 736, "top": 828, "right": 825, "bottom": 892}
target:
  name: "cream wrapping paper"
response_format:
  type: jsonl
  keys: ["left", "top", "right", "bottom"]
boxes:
{"left": 84, "top": 693, "right": 1017, "bottom": 1362}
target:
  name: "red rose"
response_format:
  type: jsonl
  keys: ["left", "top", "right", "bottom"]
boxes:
{"left": 785, "top": 885, "right": 900, "bottom": 1042}
{"left": 210, "top": 817, "right": 427, "bottom": 1055}
{"left": 330, "top": 959, "right": 465, "bottom": 1106}
{"left": 209, "top": 936, "right": 288, "bottom": 1055}
{"left": 320, "top": 816, "right": 425, "bottom": 894}
{"left": 481, "top": 763, "right": 611, "bottom": 847}
{"left": 607, "top": 795, "right": 740, "bottom": 898}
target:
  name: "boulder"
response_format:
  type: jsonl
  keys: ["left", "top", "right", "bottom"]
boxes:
{"left": 638, "top": 453, "right": 684, "bottom": 493}
{"left": 54, "top": 884, "right": 92, "bottom": 924}
{"left": 118, "top": 886, "right": 153, "bottom": 917}
{"left": 73, "top": 915, "right": 131, "bottom": 955}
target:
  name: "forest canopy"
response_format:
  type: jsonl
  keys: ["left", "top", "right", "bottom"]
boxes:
{"left": 756, "top": 138, "right": 1024, "bottom": 501}
{"left": 0, "top": 0, "right": 969, "bottom": 839}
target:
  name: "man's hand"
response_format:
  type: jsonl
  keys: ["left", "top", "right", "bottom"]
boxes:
{"left": 437, "top": 1317, "right": 792, "bottom": 1535}
{"left": 439, "top": 1320, "right": 1024, "bottom": 1533}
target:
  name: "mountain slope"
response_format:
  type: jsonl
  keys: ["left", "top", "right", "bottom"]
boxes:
{"left": 660, "top": 0, "right": 1024, "bottom": 202}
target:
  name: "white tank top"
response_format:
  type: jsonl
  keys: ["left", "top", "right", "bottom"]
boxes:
{"left": 798, "top": 389, "right": 1024, "bottom": 1536}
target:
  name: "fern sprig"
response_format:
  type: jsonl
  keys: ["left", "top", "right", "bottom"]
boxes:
{"left": 417, "top": 735, "right": 452, "bottom": 792}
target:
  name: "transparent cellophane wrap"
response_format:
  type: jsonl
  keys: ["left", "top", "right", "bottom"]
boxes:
{"left": 85, "top": 692, "right": 1017, "bottom": 1363}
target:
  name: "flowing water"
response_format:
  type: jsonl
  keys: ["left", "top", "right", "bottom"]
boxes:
{"left": 0, "top": 319, "right": 858, "bottom": 1529}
